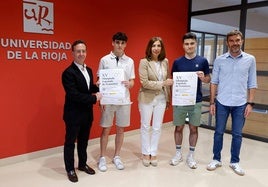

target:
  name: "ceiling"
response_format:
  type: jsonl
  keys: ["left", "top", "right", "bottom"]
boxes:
{"left": 191, "top": 0, "right": 268, "bottom": 38}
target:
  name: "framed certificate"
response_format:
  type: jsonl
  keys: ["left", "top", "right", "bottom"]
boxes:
{"left": 99, "top": 69, "right": 126, "bottom": 105}
{"left": 172, "top": 72, "right": 198, "bottom": 106}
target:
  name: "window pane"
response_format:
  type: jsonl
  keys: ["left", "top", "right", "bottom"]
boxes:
{"left": 191, "top": 11, "right": 240, "bottom": 35}
{"left": 195, "top": 32, "right": 203, "bottom": 56}
{"left": 243, "top": 6, "right": 268, "bottom": 139}
{"left": 216, "top": 36, "right": 226, "bottom": 57}
{"left": 248, "top": 0, "right": 267, "bottom": 3}
{"left": 245, "top": 7, "right": 268, "bottom": 38}
{"left": 204, "top": 34, "right": 215, "bottom": 65}
{"left": 191, "top": 0, "right": 241, "bottom": 11}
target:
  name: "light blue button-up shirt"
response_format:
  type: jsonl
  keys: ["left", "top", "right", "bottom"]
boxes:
{"left": 211, "top": 51, "right": 257, "bottom": 106}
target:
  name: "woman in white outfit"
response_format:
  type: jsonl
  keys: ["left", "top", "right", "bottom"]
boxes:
{"left": 138, "top": 37, "right": 173, "bottom": 167}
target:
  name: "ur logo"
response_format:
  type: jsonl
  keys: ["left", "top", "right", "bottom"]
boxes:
{"left": 23, "top": 0, "right": 54, "bottom": 34}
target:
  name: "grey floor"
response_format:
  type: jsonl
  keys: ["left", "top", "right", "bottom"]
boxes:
{"left": 1, "top": 124, "right": 268, "bottom": 187}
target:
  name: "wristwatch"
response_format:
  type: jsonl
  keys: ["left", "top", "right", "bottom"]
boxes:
{"left": 247, "top": 102, "right": 255, "bottom": 106}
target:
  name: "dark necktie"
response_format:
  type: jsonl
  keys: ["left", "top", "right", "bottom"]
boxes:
{"left": 116, "top": 56, "right": 119, "bottom": 66}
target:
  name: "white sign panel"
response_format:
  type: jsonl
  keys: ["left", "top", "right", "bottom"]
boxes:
{"left": 172, "top": 72, "right": 198, "bottom": 106}
{"left": 99, "top": 69, "right": 126, "bottom": 105}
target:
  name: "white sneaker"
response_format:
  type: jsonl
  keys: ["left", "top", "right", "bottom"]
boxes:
{"left": 229, "top": 163, "right": 245, "bottom": 176}
{"left": 98, "top": 156, "right": 107, "bottom": 172}
{"left": 186, "top": 154, "right": 197, "bottom": 169}
{"left": 207, "top": 160, "right": 222, "bottom": 171}
{"left": 113, "top": 156, "right": 124, "bottom": 170}
{"left": 170, "top": 151, "right": 183, "bottom": 166}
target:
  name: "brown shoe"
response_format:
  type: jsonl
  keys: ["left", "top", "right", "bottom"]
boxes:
{"left": 67, "top": 170, "right": 78, "bottom": 182}
{"left": 78, "top": 165, "right": 96, "bottom": 175}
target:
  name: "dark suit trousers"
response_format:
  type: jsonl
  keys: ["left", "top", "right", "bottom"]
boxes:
{"left": 64, "top": 121, "right": 91, "bottom": 172}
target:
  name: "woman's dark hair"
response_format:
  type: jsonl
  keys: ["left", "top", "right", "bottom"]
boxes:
{"left": 145, "top": 37, "right": 166, "bottom": 61}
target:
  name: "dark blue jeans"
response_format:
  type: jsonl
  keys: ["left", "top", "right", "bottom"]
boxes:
{"left": 213, "top": 100, "right": 246, "bottom": 163}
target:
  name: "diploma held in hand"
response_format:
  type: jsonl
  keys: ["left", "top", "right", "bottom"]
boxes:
{"left": 172, "top": 72, "right": 198, "bottom": 106}
{"left": 99, "top": 69, "right": 126, "bottom": 105}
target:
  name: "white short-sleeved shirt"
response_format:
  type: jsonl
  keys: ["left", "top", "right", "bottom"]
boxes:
{"left": 97, "top": 51, "right": 135, "bottom": 105}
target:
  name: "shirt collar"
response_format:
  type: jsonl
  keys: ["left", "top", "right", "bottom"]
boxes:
{"left": 74, "top": 61, "right": 86, "bottom": 70}
{"left": 226, "top": 51, "right": 243, "bottom": 59}
{"left": 110, "top": 51, "right": 126, "bottom": 60}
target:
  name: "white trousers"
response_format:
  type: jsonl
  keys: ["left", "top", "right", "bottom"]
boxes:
{"left": 139, "top": 94, "right": 166, "bottom": 156}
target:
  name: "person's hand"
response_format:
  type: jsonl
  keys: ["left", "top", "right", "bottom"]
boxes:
{"left": 163, "top": 78, "right": 173, "bottom": 86}
{"left": 122, "top": 80, "right": 131, "bottom": 88}
{"left": 210, "top": 103, "right": 216, "bottom": 115}
{"left": 95, "top": 92, "right": 102, "bottom": 101}
{"left": 197, "top": 71, "right": 205, "bottom": 80}
{"left": 96, "top": 80, "right": 100, "bottom": 87}
{"left": 244, "top": 104, "right": 253, "bottom": 118}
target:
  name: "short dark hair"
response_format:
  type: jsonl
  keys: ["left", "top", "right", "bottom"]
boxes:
{"left": 71, "top": 40, "right": 86, "bottom": 51}
{"left": 227, "top": 29, "right": 243, "bottom": 40}
{"left": 112, "top": 32, "right": 128, "bottom": 42}
{"left": 145, "top": 37, "right": 166, "bottom": 61}
{"left": 182, "top": 32, "right": 197, "bottom": 42}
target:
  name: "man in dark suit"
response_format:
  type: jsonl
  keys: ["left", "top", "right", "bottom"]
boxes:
{"left": 62, "top": 40, "right": 102, "bottom": 182}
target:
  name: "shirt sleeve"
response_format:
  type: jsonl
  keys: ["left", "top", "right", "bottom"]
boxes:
{"left": 211, "top": 58, "right": 220, "bottom": 84}
{"left": 247, "top": 55, "right": 258, "bottom": 89}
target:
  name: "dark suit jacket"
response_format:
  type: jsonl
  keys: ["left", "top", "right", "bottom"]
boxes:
{"left": 62, "top": 62, "right": 99, "bottom": 125}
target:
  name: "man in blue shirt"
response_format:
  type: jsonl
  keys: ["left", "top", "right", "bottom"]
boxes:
{"left": 207, "top": 30, "right": 257, "bottom": 176}
{"left": 170, "top": 32, "right": 211, "bottom": 169}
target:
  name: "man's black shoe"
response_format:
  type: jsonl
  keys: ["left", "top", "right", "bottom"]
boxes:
{"left": 78, "top": 165, "right": 96, "bottom": 175}
{"left": 67, "top": 170, "right": 78, "bottom": 182}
